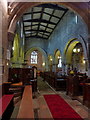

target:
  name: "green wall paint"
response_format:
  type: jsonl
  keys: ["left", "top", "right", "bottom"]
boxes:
{"left": 11, "top": 33, "right": 24, "bottom": 68}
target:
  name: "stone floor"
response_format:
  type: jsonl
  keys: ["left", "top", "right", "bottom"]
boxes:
{"left": 11, "top": 76, "right": 90, "bottom": 120}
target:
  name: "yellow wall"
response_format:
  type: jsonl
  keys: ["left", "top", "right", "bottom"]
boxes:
{"left": 11, "top": 33, "right": 24, "bottom": 68}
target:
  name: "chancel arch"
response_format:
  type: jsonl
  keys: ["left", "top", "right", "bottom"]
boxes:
{"left": 25, "top": 47, "right": 48, "bottom": 71}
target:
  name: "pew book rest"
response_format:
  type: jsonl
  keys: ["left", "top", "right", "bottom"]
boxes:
{"left": 17, "top": 85, "right": 34, "bottom": 119}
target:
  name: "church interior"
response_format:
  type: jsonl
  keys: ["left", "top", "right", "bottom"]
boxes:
{"left": 0, "top": 1, "right": 90, "bottom": 120}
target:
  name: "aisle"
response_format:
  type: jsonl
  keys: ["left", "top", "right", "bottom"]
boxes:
{"left": 37, "top": 76, "right": 55, "bottom": 94}
{"left": 34, "top": 76, "right": 89, "bottom": 120}
{"left": 10, "top": 76, "right": 89, "bottom": 120}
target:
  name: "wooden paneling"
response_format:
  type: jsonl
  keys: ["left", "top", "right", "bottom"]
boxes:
{"left": 66, "top": 75, "right": 79, "bottom": 98}
{"left": 8, "top": 68, "right": 34, "bottom": 84}
{"left": 83, "top": 83, "right": 90, "bottom": 108}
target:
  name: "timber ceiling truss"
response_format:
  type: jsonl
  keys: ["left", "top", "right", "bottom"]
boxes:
{"left": 22, "top": 3, "right": 68, "bottom": 40}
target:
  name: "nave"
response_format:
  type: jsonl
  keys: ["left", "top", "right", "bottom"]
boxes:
{"left": 10, "top": 76, "right": 89, "bottom": 120}
{"left": 0, "top": 2, "right": 90, "bottom": 120}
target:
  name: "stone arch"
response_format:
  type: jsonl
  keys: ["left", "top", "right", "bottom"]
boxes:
{"left": 54, "top": 49, "right": 61, "bottom": 65}
{"left": 64, "top": 38, "right": 88, "bottom": 65}
{"left": 25, "top": 47, "right": 48, "bottom": 71}
{"left": 8, "top": 2, "right": 89, "bottom": 34}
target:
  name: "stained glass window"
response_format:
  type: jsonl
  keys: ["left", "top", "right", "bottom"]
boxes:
{"left": 31, "top": 51, "right": 37, "bottom": 64}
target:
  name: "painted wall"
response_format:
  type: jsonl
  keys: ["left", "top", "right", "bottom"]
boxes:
{"left": 25, "top": 38, "right": 48, "bottom": 53}
{"left": 47, "top": 10, "right": 88, "bottom": 58}
{"left": 25, "top": 10, "right": 88, "bottom": 62}
{"left": 26, "top": 51, "right": 43, "bottom": 71}
{"left": 11, "top": 21, "right": 25, "bottom": 68}
{"left": 24, "top": 10, "right": 88, "bottom": 73}
{"left": 24, "top": 10, "right": 88, "bottom": 72}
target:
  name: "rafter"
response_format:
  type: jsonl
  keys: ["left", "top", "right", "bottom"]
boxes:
{"left": 43, "top": 11, "right": 61, "bottom": 19}
{"left": 40, "top": 24, "right": 53, "bottom": 30}
{"left": 42, "top": 8, "right": 55, "bottom": 37}
{"left": 31, "top": 7, "right": 33, "bottom": 36}
{"left": 23, "top": 19, "right": 56, "bottom": 25}
{"left": 36, "top": 7, "right": 45, "bottom": 36}
{"left": 48, "top": 9, "right": 68, "bottom": 39}
{"left": 25, "top": 29, "right": 51, "bottom": 34}
{"left": 24, "top": 24, "right": 39, "bottom": 27}
{"left": 22, "top": 3, "right": 68, "bottom": 40}
{"left": 25, "top": 35, "right": 47, "bottom": 39}
{"left": 24, "top": 11, "right": 41, "bottom": 16}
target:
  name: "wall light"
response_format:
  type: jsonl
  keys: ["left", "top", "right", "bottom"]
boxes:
{"left": 58, "top": 56, "right": 61, "bottom": 59}
{"left": 77, "top": 48, "right": 80, "bottom": 52}
{"left": 50, "top": 58, "right": 53, "bottom": 61}
{"left": 83, "top": 60, "right": 85, "bottom": 64}
{"left": 58, "top": 56, "right": 60, "bottom": 59}
{"left": 12, "top": 47, "right": 14, "bottom": 50}
{"left": 42, "top": 62, "right": 45, "bottom": 66}
{"left": 7, "top": 62, "right": 9, "bottom": 66}
{"left": 73, "top": 48, "right": 80, "bottom": 53}
{"left": 73, "top": 48, "right": 77, "bottom": 53}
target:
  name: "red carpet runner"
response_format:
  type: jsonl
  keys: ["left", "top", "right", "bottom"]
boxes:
{"left": 44, "top": 94, "right": 83, "bottom": 120}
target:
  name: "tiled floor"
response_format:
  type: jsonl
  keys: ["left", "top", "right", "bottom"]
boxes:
{"left": 11, "top": 76, "right": 90, "bottom": 120}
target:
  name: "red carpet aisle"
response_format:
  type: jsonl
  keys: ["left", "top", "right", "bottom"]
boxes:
{"left": 44, "top": 94, "right": 83, "bottom": 120}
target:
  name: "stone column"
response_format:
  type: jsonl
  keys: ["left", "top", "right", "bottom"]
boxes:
{"left": 1, "top": 1, "right": 8, "bottom": 82}
{"left": 87, "top": 2, "right": 90, "bottom": 77}
{"left": 52, "top": 63, "right": 57, "bottom": 73}
{"left": 0, "top": 1, "right": 2, "bottom": 85}
{"left": 87, "top": 40, "right": 90, "bottom": 77}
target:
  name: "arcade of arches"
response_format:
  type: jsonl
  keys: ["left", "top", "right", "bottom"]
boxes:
{"left": 0, "top": 1, "right": 90, "bottom": 120}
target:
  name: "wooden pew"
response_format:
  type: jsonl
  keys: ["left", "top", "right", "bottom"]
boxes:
{"left": 83, "top": 83, "right": 90, "bottom": 108}
{"left": 55, "top": 76, "right": 66, "bottom": 91}
{"left": 43, "top": 71, "right": 67, "bottom": 91}
{"left": 17, "top": 85, "right": 34, "bottom": 119}
{"left": 66, "top": 75, "right": 79, "bottom": 99}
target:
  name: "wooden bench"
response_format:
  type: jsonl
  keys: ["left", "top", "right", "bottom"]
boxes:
{"left": 83, "top": 83, "right": 90, "bottom": 108}
{"left": 17, "top": 85, "right": 34, "bottom": 119}
{"left": 66, "top": 75, "right": 80, "bottom": 99}
{"left": 0, "top": 94, "right": 14, "bottom": 120}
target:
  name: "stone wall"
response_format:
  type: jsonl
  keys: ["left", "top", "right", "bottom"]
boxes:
{"left": 0, "top": 0, "right": 8, "bottom": 83}
{"left": 25, "top": 38, "right": 48, "bottom": 53}
{"left": 47, "top": 10, "right": 88, "bottom": 56}
{"left": 24, "top": 10, "right": 88, "bottom": 72}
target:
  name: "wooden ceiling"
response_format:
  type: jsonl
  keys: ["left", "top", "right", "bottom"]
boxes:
{"left": 22, "top": 3, "right": 68, "bottom": 40}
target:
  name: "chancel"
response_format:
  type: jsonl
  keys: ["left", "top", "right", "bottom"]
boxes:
{"left": 0, "top": 1, "right": 90, "bottom": 120}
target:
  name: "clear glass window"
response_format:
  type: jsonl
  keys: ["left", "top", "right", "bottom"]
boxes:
{"left": 58, "top": 57, "right": 62, "bottom": 68}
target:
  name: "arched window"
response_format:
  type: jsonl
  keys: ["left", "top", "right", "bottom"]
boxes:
{"left": 58, "top": 57, "right": 62, "bottom": 68}
{"left": 31, "top": 51, "right": 37, "bottom": 64}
